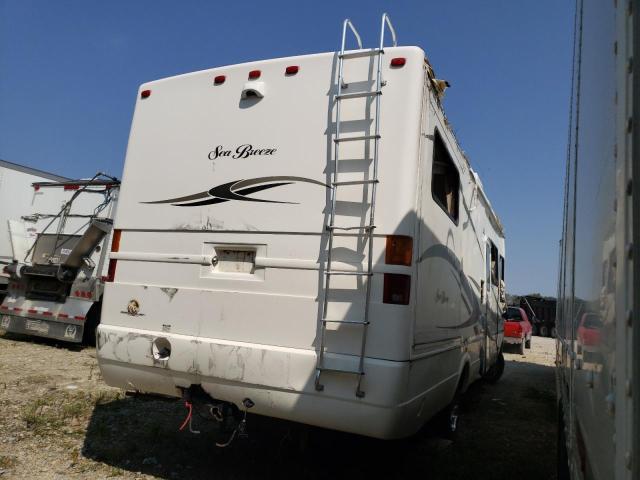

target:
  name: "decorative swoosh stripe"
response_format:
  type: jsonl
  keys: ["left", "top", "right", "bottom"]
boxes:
{"left": 142, "top": 176, "right": 330, "bottom": 207}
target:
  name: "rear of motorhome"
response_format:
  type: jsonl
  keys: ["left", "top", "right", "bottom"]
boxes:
{"left": 0, "top": 174, "right": 119, "bottom": 344}
{"left": 0, "top": 160, "right": 69, "bottom": 300}
{"left": 97, "top": 15, "right": 506, "bottom": 439}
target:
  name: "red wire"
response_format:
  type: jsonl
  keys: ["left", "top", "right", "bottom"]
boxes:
{"left": 179, "top": 401, "right": 193, "bottom": 431}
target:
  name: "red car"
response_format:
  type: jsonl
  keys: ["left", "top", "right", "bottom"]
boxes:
{"left": 502, "top": 307, "right": 532, "bottom": 354}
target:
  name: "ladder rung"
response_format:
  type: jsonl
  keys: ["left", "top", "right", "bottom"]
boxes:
{"left": 332, "top": 179, "right": 379, "bottom": 186}
{"left": 339, "top": 49, "right": 383, "bottom": 59}
{"left": 327, "top": 224, "right": 375, "bottom": 231}
{"left": 323, "top": 319, "right": 370, "bottom": 325}
{"left": 325, "top": 270, "right": 372, "bottom": 276}
{"left": 334, "top": 135, "right": 380, "bottom": 143}
{"left": 317, "top": 366, "right": 365, "bottom": 376}
{"left": 336, "top": 91, "right": 382, "bottom": 100}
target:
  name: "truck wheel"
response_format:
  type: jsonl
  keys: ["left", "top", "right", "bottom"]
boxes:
{"left": 551, "top": 327, "right": 557, "bottom": 338}
{"left": 539, "top": 325, "right": 549, "bottom": 337}
{"left": 525, "top": 336, "right": 532, "bottom": 349}
{"left": 519, "top": 340, "right": 525, "bottom": 355}
{"left": 82, "top": 301, "right": 102, "bottom": 347}
{"left": 483, "top": 351, "right": 505, "bottom": 384}
{"left": 531, "top": 324, "right": 539, "bottom": 336}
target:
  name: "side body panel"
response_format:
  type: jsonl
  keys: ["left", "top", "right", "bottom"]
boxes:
{"left": 557, "top": 1, "right": 636, "bottom": 478}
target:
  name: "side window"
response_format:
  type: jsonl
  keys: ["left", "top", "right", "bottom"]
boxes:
{"left": 500, "top": 255, "right": 505, "bottom": 283}
{"left": 490, "top": 242, "right": 498, "bottom": 286}
{"left": 431, "top": 131, "right": 460, "bottom": 223}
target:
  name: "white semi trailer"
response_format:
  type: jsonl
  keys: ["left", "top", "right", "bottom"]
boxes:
{"left": 556, "top": 1, "right": 638, "bottom": 479}
{"left": 0, "top": 160, "right": 69, "bottom": 299}
{"left": 0, "top": 173, "right": 119, "bottom": 344}
{"left": 97, "top": 14, "right": 506, "bottom": 440}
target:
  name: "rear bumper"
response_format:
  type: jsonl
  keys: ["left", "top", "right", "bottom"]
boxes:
{"left": 502, "top": 335, "right": 524, "bottom": 345}
{"left": 0, "top": 313, "right": 84, "bottom": 342}
{"left": 96, "top": 324, "right": 424, "bottom": 439}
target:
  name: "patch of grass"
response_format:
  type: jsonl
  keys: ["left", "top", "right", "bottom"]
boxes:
{"left": 0, "top": 455, "right": 17, "bottom": 469}
{"left": 21, "top": 390, "right": 122, "bottom": 435}
{"left": 107, "top": 466, "right": 124, "bottom": 477}
{"left": 23, "top": 374, "right": 50, "bottom": 385}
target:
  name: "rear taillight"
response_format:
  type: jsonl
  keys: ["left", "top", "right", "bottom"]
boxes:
{"left": 248, "top": 70, "right": 261, "bottom": 79}
{"left": 214, "top": 75, "right": 226, "bottom": 85}
{"left": 390, "top": 57, "right": 406, "bottom": 67}
{"left": 385, "top": 235, "right": 413, "bottom": 266}
{"left": 140, "top": 89, "right": 151, "bottom": 99}
{"left": 383, "top": 274, "right": 411, "bottom": 305}
{"left": 285, "top": 65, "right": 299, "bottom": 75}
{"left": 105, "top": 229, "right": 121, "bottom": 282}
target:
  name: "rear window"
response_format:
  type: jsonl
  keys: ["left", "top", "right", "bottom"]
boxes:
{"left": 504, "top": 308, "right": 523, "bottom": 321}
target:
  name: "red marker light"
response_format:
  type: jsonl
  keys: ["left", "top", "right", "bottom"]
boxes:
{"left": 64, "top": 185, "right": 80, "bottom": 191}
{"left": 390, "top": 57, "right": 406, "bottom": 67}
{"left": 140, "top": 89, "right": 151, "bottom": 99}
{"left": 214, "top": 75, "right": 226, "bottom": 85}
{"left": 248, "top": 70, "right": 261, "bottom": 79}
{"left": 34, "top": 185, "right": 40, "bottom": 191}
{"left": 285, "top": 66, "right": 299, "bottom": 75}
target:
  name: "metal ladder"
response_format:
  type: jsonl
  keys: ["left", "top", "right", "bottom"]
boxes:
{"left": 314, "top": 13, "right": 397, "bottom": 398}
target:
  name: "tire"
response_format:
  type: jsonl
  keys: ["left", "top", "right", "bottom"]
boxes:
{"left": 557, "top": 405, "right": 570, "bottom": 480}
{"left": 531, "top": 324, "right": 539, "bottom": 336}
{"left": 483, "top": 351, "right": 505, "bottom": 384}
{"left": 519, "top": 339, "right": 525, "bottom": 355}
{"left": 539, "top": 325, "right": 549, "bottom": 337}
{"left": 551, "top": 326, "right": 558, "bottom": 338}
{"left": 437, "top": 371, "right": 466, "bottom": 439}
{"left": 82, "top": 301, "right": 102, "bottom": 346}
{"left": 525, "top": 336, "right": 532, "bottom": 349}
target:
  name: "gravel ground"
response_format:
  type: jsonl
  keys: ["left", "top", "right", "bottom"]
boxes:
{"left": 0, "top": 333, "right": 557, "bottom": 480}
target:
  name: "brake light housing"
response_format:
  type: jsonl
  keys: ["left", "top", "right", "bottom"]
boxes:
{"left": 105, "top": 229, "right": 121, "bottom": 282}
{"left": 383, "top": 274, "right": 411, "bottom": 305}
{"left": 385, "top": 235, "right": 413, "bottom": 266}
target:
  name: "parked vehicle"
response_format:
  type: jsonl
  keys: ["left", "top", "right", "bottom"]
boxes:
{"left": 0, "top": 174, "right": 119, "bottom": 344}
{"left": 520, "top": 294, "right": 557, "bottom": 337}
{"left": 502, "top": 306, "right": 532, "bottom": 355}
{"left": 556, "top": 0, "right": 638, "bottom": 478}
{"left": 97, "top": 14, "right": 506, "bottom": 440}
{"left": 0, "top": 159, "right": 69, "bottom": 301}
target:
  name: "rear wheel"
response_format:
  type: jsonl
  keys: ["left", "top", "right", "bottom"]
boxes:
{"left": 539, "top": 325, "right": 549, "bottom": 337}
{"left": 525, "top": 336, "right": 532, "bottom": 349}
{"left": 531, "top": 324, "right": 539, "bottom": 336}
{"left": 82, "top": 301, "right": 102, "bottom": 347}
{"left": 551, "top": 326, "right": 558, "bottom": 338}
{"left": 437, "top": 368, "right": 467, "bottom": 439}
{"left": 483, "top": 351, "right": 505, "bottom": 384}
{"left": 519, "top": 339, "right": 525, "bottom": 355}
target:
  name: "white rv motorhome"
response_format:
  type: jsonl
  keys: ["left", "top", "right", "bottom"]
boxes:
{"left": 0, "top": 174, "right": 119, "bottom": 344}
{"left": 0, "top": 160, "right": 69, "bottom": 300}
{"left": 97, "top": 15, "right": 506, "bottom": 440}
{"left": 556, "top": 1, "right": 638, "bottom": 479}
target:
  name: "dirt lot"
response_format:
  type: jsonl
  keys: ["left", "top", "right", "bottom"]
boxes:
{"left": 0, "top": 333, "right": 557, "bottom": 480}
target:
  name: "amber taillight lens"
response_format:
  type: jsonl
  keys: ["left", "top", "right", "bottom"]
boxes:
{"left": 105, "top": 229, "right": 121, "bottom": 282}
{"left": 385, "top": 235, "right": 413, "bottom": 266}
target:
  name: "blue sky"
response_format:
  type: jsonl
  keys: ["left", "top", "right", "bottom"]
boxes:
{"left": 0, "top": 1, "right": 573, "bottom": 296}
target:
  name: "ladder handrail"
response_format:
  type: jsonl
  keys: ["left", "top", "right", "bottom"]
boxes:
{"left": 379, "top": 13, "right": 397, "bottom": 50}
{"left": 341, "top": 19, "right": 363, "bottom": 53}
{"left": 317, "top": 13, "right": 399, "bottom": 398}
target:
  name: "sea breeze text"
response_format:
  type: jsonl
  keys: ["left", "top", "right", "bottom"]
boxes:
{"left": 208, "top": 144, "right": 277, "bottom": 160}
